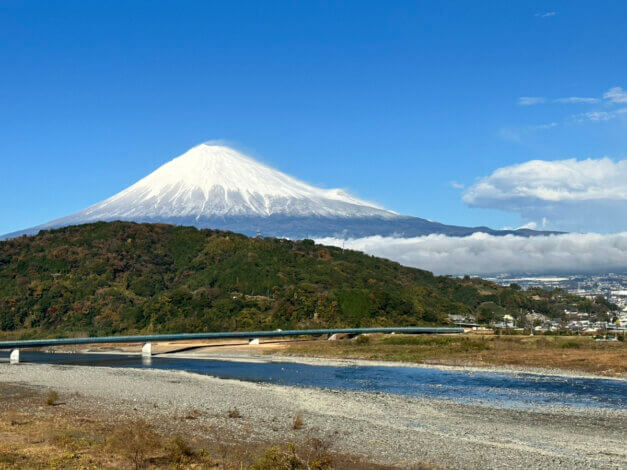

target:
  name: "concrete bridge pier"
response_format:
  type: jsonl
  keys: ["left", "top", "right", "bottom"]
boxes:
{"left": 9, "top": 349, "right": 20, "bottom": 364}
{"left": 328, "top": 333, "right": 357, "bottom": 341}
{"left": 141, "top": 342, "right": 152, "bottom": 357}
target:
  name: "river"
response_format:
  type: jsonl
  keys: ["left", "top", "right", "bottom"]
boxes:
{"left": 3, "top": 351, "right": 625, "bottom": 411}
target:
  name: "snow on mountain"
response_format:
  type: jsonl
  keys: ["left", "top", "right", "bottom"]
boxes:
{"left": 61, "top": 143, "right": 396, "bottom": 222}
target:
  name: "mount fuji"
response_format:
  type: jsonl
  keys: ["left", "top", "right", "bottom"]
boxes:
{"left": 3, "top": 143, "right": 555, "bottom": 239}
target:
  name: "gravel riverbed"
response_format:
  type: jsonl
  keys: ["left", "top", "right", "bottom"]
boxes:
{"left": 1, "top": 362, "right": 625, "bottom": 469}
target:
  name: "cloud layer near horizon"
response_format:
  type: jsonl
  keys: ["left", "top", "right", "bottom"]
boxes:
{"left": 316, "top": 233, "right": 627, "bottom": 275}
{"left": 462, "top": 157, "right": 627, "bottom": 232}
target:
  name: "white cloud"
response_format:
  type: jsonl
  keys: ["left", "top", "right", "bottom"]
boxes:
{"left": 316, "top": 233, "right": 627, "bottom": 275}
{"left": 603, "top": 86, "right": 627, "bottom": 103}
{"left": 515, "top": 86, "right": 627, "bottom": 110}
{"left": 554, "top": 97, "right": 600, "bottom": 104}
{"left": 536, "top": 12, "right": 556, "bottom": 18}
{"left": 531, "top": 122, "right": 558, "bottom": 130}
{"left": 450, "top": 181, "right": 465, "bottom": 189}
{"left": 518, "top": 97, "right": 545, "bottom": 106}
{"left": 572, "top": 107, "right": 627, "bottom": 122}
{"left": 498, "top": 122, "right": 558, "bottom": 142}
{"left": 462, "top": 158, "right": 627, "bottom": 232}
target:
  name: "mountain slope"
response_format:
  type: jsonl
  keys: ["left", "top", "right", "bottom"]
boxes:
{"left": 0, "top": 222, "right": 607, "bottom": 338}
{"left": 3, "top": 143, "right": 558, "bottom": 239}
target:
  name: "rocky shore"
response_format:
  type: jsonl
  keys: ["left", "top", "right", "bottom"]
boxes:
{"left": 1, "top": 362, "right": 625, "bottom": 469}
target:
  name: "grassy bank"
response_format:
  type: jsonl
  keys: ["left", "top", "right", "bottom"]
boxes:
{"left": 272, "top": 334, "right": 627, "bottom": 377}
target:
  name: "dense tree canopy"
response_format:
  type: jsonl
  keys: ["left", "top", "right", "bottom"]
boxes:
{"left": 0, "top": 222, "right": 614, "bottom": 339}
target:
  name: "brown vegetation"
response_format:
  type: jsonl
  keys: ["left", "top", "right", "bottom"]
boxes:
{"left": 0, "top": 382, "right": 406, "bottom": 469}
{"left": 274, "top": 334, "right": 627, "bottom": 377}
{"left": 227, "top": 407, "right": 241, "bottom": 419}
{"left": 292, "top": 412, "right": 305, "bottom": 430}
{"left": 250, "top": 441, "right": 332, "bottom": 470}
{"left": 164, "top": 435, "right": 196, "bottom": 465}
{"left": 107, "top": 421, "right": 162, "bottom": 469}
{"left": 45, "top": 390, "right": 59, "bottom": 406}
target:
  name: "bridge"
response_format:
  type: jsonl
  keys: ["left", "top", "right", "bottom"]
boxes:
{"left": 0, "top": 327, "right": 463, "bottom": 363}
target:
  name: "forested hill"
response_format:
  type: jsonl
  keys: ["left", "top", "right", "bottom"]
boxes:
{"left": 0, "top": 222, "right": 614, "bottom": 338}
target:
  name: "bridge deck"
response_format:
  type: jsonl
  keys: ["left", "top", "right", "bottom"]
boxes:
{"left": 0, "top": 327, "right": 462, "bottom": 350}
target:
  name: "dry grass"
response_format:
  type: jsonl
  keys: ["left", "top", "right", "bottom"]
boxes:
{"left": 0, "top": 396, "right": 209, "bottom": 469}
{"left": 250, "top": 441, "right": 332, "bottom": 470}
{"left": 164, "top": 435, "right": 196, "bottom": 465}
{"left": 107, "top": 420, "right": 162, "bottom": 469}
{"left": 274, "top": 334, "right": 627, "bottom": 376}
{"left": 0, "top": 381, "right": 403, "bottom": 469}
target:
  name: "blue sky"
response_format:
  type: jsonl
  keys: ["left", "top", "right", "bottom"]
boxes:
{"left": 2, "top": 1, "right": 627, "bottom": 235}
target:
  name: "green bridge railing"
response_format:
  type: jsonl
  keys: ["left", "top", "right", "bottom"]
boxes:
{"left": 0, "top": 327, "right": 462, "bottom": 350}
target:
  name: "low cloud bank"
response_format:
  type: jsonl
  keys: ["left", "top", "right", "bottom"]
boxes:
{"left": 316, "top": 232, "right": 627, "bottom": 275}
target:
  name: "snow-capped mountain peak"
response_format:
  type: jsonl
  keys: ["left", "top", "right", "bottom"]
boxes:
{"left": 65, "top": 143, "right": 397, "bottom": 221}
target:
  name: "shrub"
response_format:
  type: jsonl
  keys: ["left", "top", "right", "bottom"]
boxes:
{"left": 227, "top": 407, "right": 241, "bottom": 418}
{"left": 292, "top": 412, "right": 304, "bottom": 430}
{"left": 46, "top": 390, "right": 59, "bottom": 406}
{"left": 166, "top": 435, "right": 195, "bottom": 464}
{"left": 303, "top": 438, "right": 333, "bottom": 470}
{"left": 353, "top": 334, "right": 371, "bottom": 345}
{"left": 560, "top": 341, "right": 582, "bottom": 349}
{"left": 107, "top": 421, "right": 161, "bottom": 470}
{"left": 250, "top": 440, "right": 333, "bottom": 470}
{"left": 250, "top": 443, "right": 303, "bottom": 470}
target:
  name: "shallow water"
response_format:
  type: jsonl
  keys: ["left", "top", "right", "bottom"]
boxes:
{"left": 4, "top": 351, "right": 626, "bottom": 411}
